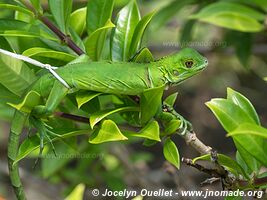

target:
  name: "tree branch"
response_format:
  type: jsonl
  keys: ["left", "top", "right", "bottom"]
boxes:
{"left": 183, "top": 131, "right": 212, "bottom": 155}
{"left": 20, "top": 0, "right": 85, "bottom": 55}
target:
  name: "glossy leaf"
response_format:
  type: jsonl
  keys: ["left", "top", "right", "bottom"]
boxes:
{"left": 206, "top": 99, "right": 255, "bottom": 132}
{"left": 14, "top": 129, "right": 90, "bottom": 164}
{"left": 0, "top": 19, "right": 32, "bottom": 32}
{"left": 164, "top": 92, "right": 178, "bottom": 107}
{"left": 86, "top": 0, "right": 114, "bottom": 34}
{"left": 0, "top": 30, "right": 57, "bottom": 41}
{"left": 140, "top": 86, "right": 164, "bottom": 124}
{"left": 49, "top": 0, "right": 73, "bottom": 33}
{"left": 228, "top": 123, "right": 267, "bottom": 139}
{"left": 227, "top": 88, "right": 260, "bottom": 125}
{"left": 0, "top": 4, "right": 34, "bottom": 17}
{"left": 180, "top": 20, "right": 196, "bottom": 46}
{"left": 8, "top": 90, "right": 41, "bottom": 113}
{"left": 225, "top": 31, "right": 252, "bottom": 68}
{"left": 193, "top": 154, "right": 249, "bottom": 179}
{"left": 0, "top": 83, "right": 19, "bottom": 103}
{"left": 233, "top": 134, "right": 267, "bottom": 167}
{"left": 23, "top": 47, "right": 76, "bottom": 62}
{"left": 190, "top": 2, "right": 265, "bottom": 32}
{"left": 152, "top": 0, "right": 195, "bottom": 29}
{"left": 235, "top": 145, "right": 260, "bottom": 174}
{"left": 69, "top": 28, "right": 86, "bottom": 52}
{"left": 70, "top": 7, "right": 87, "bottom": 36}
{"left": 0, "top": 52, "right": 36, "bottom": 96}
{"left": 90, "top": 106, "right": 139, "bottom": 128}
{"left": 68, "top": 54, "right": 91, "bottom": 64}
{"left": 164, "top": 119, "right": 181, "bottom": 135}
{"left": 110, "top": 0, "right": 141, "bottom": 61}
{"left": 131, "top": 47, "right": 154, "bottom": 63}
{"left": 163, "top": 138, "right": 180, "bottom": 169}
{"left": 65, "top": 184, "right": 85, "bottom": 200}
{"left": 124, "top": 120, "right": 161, "bottom": 141}
{"left": 76, "top": 91, "right": 102, "bottom": 109}
{"left": 89, "top": 120, "right": 128, "bottom": 144}
{"left": 85, "top": 19, "right": 115, "bottom": 61}
{"left": 129, "top": 11, "right": 156, "bottom": 58}
{"left": 29, "top": 0, "right": 43, "bottom": 13}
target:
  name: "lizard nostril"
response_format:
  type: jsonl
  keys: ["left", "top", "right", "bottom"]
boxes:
{"left": 205, "top": 59, "right": 208, "bottom": 64}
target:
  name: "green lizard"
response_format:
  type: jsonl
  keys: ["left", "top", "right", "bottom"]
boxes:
{"left": 7, "top": 47, "right": 207, "bottom": 199}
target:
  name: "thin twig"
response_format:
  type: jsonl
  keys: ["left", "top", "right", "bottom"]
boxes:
{"left": 20, "top": 0, "right": 85, "bottom": 55}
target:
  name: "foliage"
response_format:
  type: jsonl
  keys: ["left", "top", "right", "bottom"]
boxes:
{"left": 195, "top": 88, "right": 267, "bottom": 189}
{"left": 0, "top": 0, "right": 266, "bottom": 199}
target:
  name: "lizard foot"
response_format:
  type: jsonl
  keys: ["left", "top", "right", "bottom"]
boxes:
{"left": 29, "top": 117, "right": 61, "bottom": 168}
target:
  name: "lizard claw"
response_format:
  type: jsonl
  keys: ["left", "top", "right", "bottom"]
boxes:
{"left": 29, "top": 117, "right": 60, "bottom": 168}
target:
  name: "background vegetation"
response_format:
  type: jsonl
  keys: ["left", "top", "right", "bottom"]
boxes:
{"left": 0, "top": 0, "right": 266, "bottom": 199}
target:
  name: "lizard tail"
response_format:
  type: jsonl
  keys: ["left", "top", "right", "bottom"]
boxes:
{"left": 8, "top": 110, "right": 28, "bottom": 200}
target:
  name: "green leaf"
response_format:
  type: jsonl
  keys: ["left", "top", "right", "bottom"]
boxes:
{"left": 65, "top": 184, "right": 85, "bottom": 200}
{"left": 235, "top": 145, "right": 260, "bottom": 174}
{"left": 190, "top": 2, "right": 265, "bottom": 32}
{"left": 68, "top": 54, "right": 91, "bottom": 64}
{"left": 152, "top": 0, "right": 195, "bottom": 29}
{"left": 69, "top": 28, "right": 86, "bottom": 52}
{"left": 124, "top": 120, "right": 161, "bottom": 141}
{"left": 110, "top": 0, "right": 141, "bottom": 61}
{"left": 227, "top": 88, "right": 260, "bottom": 125}
{"left": 76, "top": 91, "right": 102, "bottom": 109}
{"left": 129, "top": 11, "right": 156, "bottom": 58}
{"left": 233, "top": 134, "right": 267, "bottom": 168}
{"left": 8, "top": 90, "right": 41, "bottom": 113}
{"left": 225, "top": 196, "right": 243, "bottom": 200}
{"left": 29, "top": 0, "right": 43, "bottom": 13}
{"left": 22, "top": 47, "right": 76, "bottom": 62}
{"left": 14, "top": 129, "right": 90, "bottom": 164}
{"left": 49, "top": 0, "right": 73, "bottom": 33}
{"left": 228, "top": 123, "right": 267, "bottom": 139}
{"left": 164, "top": 92, "right": 178, "bottom": 107}
{"left": 90, "top": 106, "right": 139, "bottom": 128}
{"left": 206, "top": 99, "right": 255, "bottom": 132}
{"left": 89, "top": 120, "right": 128, "bottom": 144}
{"left": 0, "top": 19, "right": 56, "bottom": 42}
{"left": 70, "top": 7, "right": 87, "bottom": 36}
{"left": 164, "top": 119, "right": 181, "bottom": 135}
{"left": 86, "top": 0, "right": 114, "bottom": 34}
{"left": 0, "top": 19, "right": 31, "bottom": 32}
{"left": 225, "top": 31, "right": 252, "bottom": 68}
{"left": 131, "top": 47, "right": 154, "bottom": 63}
{"left": 0, "top": 52, "right": 36, "bottom": 96}
{"left": 229, "top": 123, "right": 267, "bottom": 168}
{"left": 0, "top": 30, "right": 57, "bottom": 41}
{"left": 140, "top": 86, "right": 165, "bottom": 124}
{"left": 0, "top": 4, "right": 34, "bottom": 17}
{"left": 206, "top": 98, "right": 265, "bottom": 168}
{"left": 193, "top": 154, "right": 249, "bottom": 179}
{"left": 179, "top": 20, "right": 196, "bottom": 46}
{"left": 85, "top": 19, "right": 115, "bottom": 61}
{"left": 163, "top": 138, "right": 180, "bottom": 169}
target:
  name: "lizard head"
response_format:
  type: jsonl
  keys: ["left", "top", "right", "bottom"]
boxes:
{"left": 160, "top": 48, "right": 208, "bottom": 85}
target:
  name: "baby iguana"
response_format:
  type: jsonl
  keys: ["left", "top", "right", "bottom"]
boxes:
{"left": 7, "top": 48, "right": 207, "bottom": 199}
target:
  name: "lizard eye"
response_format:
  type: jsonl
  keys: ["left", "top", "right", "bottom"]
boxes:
{"left": 185, "top": 60, "right": 194, "bottom": 68}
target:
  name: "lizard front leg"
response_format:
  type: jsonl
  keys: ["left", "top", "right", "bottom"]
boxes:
{"left": 30, "top": 81, "right": 69, "bottom": 164}
{"left": 32, "top": 81, "right": 68, "bottom": 118}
